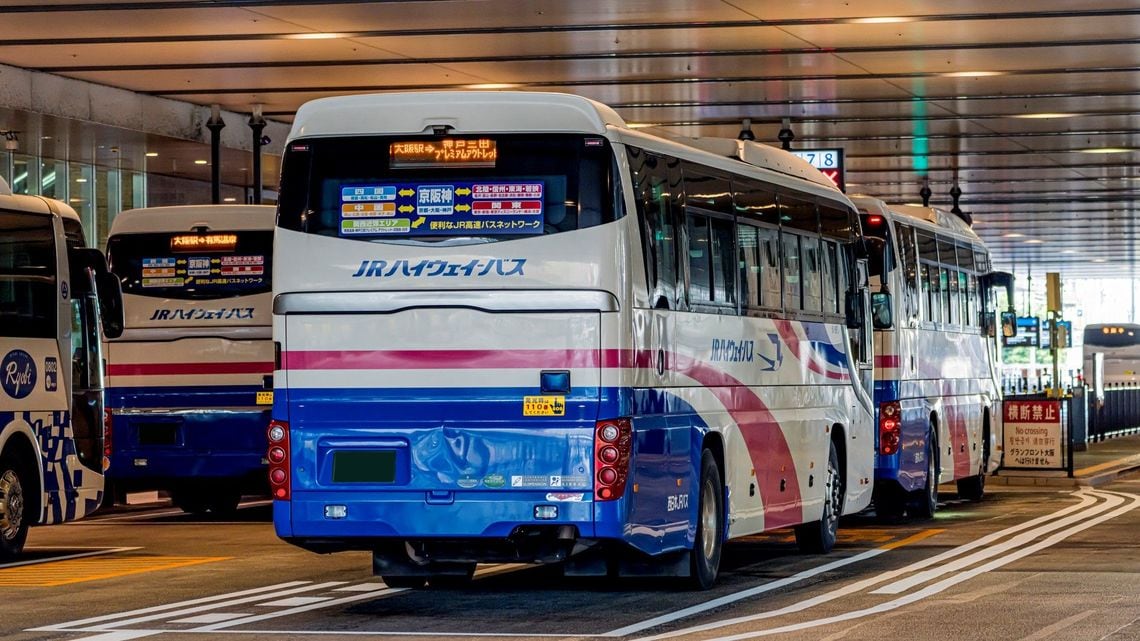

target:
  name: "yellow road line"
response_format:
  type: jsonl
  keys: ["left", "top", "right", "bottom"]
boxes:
{"left": 0, "top": 555, "right": 231, "bottom": 587}
{"left": 880, "top": 528, "right": 945, "bottom": 550}
{"left": 1074, "top": 453, "right": 1140, "bottom": 477}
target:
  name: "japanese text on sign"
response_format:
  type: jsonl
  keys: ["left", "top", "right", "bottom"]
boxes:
{"left": 1003, "top": 399, "right": 1064, "bottom": 469}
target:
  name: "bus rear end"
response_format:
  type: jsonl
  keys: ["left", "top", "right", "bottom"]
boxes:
{"left": 105, "top": 207, "right": 275, "bottom": 513}
{"left": 272, "top": 96, "right": 628, "bottom": 582}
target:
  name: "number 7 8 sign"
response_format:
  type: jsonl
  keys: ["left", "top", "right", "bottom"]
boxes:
{"left": 791, "top": 148, "right": 846, "bottom": 192}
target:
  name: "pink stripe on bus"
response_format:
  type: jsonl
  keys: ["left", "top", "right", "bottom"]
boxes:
{"left": 282, "top": 349, "right": 600, "bottom": 370}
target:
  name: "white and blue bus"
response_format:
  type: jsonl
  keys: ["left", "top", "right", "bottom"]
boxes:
{"left": 270, "top": 91, "right": 878, "bottom": 589}
{"left": 105, "top": 205, "right": 275, "bottom": 514}
{"left": 1083, "top": 323, "right": 1140, "bottom": 386}
{"left": 0, "top": 178, "right": 123, "bottom": 558}
{"left": 850, "top": 196, "right": 1013, "bottom": 518}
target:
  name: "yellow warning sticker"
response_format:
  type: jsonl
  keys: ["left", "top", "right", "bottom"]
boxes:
{"left": 256, "top": 390, "right": 274, "bottom": 405}
{"left": 523, "top": 396, "right": 565, "bottom": 416}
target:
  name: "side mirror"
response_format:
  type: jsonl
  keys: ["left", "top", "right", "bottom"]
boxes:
{"left": 96, "top": 272, "right": 125, "bottom": 339}
{"left": 871, "top": 291, "right": 893, "bottom": 329}
{"left": 1001, "top": 310, "right": 1016, "bottom": 338}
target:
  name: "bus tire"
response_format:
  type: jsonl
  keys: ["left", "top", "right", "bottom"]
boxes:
{"left": 686, "top": 449, "right": 723, "bottom": 590}
{"left": 171, "top": 486, "right": 240, "bottom": 517}
{"left": 957, "top": 437, "right": 988, "bottom": 501}
{"left": 874, "top": 484, "right": 906, "bottom": 521}
{"left": 0, "top": 454, "right": 31, "bottom": 560}
{"left": 909, "top": 433, "right": 939, "bottom": 519}
{"left": 796, "top": 440, "right": 842, "bottom": 554}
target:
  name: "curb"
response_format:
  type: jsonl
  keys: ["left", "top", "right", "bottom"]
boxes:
{"left": 991, "top": 464, "right": 1140, "bottom": 489}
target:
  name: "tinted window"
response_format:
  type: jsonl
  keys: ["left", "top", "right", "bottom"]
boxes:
{"left": 819, "top": 204, "right": 853, "bottom": 241}
{"left": 957, "top": 243, "right": 975, "bottom": 272}
{"left": 780, "top": 196, "right": 818, "bottom": 234}
{"left": 801, "top": 235, "right": 822, "bottom": 313}
{"left": 682, "top": 165, "right": 733, "bottom": 215}
{"left": 738, "top": 224, "right": 759, "bottom": 308}
{"left": 686, "top": 213, "right": 712, "bottom": 303}
{"left": 277, "top": 134, "right": 617, "bottom": 243}
{"left": 895, "top": 223, "right": 920, "bottom": 324}
{"left": 783, "top": 233, "right": 802, "bottom": 310}
{"left": 917, "top": 230, "right": 938, "bottom": 262}
{"left": 822, "top": 240, "right": 839, "bottom": 315}
{"left": 107, "top": 231, "right": 273, "bottom": 300}
{"left": 629, "top": 148, "right": 681, "bottom": 309}
{"left": 760, "top": 226, "right": 781, "bottom": 308}
{"left": 0, "top": 210, "right": 56, "bottom": 338}
{"left": 710, "top": 217, "right": 736, "bottom": 306}
{"left": 733, "top": 179, "right": 779, "bottom": 227}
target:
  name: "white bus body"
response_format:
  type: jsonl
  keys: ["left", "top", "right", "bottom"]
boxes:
{"left": 271, "top": 91, "right": 877, "bottom": 588}
{"left": 105, "top": 205, "right": 275, "bottom": 514}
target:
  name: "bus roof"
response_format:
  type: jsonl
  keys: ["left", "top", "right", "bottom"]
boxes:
{"left": 289, "top": 91, "right": 626, "bottom": 140}
{"left": 0, "top": 176, "right": 83, "bottom": 223}
{"left": 850, "top": 195, "right": 980, "bottom": 243}
{"left": 109, "top": 204, "right": 277, "bottom": 236}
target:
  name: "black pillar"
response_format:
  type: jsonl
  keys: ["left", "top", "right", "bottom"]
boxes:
{"left": 249, "top": 112, "right": 267, "bottom": 205}
{"left": 206, "top": 105, "right": 225, "bottom": 205}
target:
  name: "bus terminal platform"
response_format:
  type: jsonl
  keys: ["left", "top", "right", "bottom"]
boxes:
{"left": 993, "top": 433, "right": 1140, "bottom": 488}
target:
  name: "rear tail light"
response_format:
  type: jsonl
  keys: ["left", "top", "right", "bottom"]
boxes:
{"left": 879, "top": 401, "right": 901, "bottom": 455}
{"left": 594, "top": 418, "right": 632, "bottom": 501}
{"left": 267, "top": 419, "right": 291, "bottom": 500}
{"left": 103, "top": 408, "right": 113, "bottom": 472}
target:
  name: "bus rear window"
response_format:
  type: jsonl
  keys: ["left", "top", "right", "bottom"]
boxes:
{"left": 107, "top": 230, "right": 272, "bottom": 300}
{"left": 277, "top": 134, "right": 619, "bottom": 243}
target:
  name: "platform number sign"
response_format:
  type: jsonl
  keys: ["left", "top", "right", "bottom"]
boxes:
{"left": 792, "top": 148, "right": 846, "bottom": 192}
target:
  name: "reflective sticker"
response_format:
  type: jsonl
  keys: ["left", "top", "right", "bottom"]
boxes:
{"left": 546, "top": 492, "right": 585, "bottom": 502}
{"left": 523, "top": 395, "right": 565, "bottom": 416}
{"left": 482, "top": 474, "right": 506, "bottom": 488}
{"left": 256, "top": 390, "right": 273, "bottom": 405}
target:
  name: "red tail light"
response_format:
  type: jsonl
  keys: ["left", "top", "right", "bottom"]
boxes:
{"left": 594, "top": 418, "right": 632, "bottom": 501}
{"left": 879, "top": 401, "right": 901, "bottom": 455}
{"left": 103, "top": 408, "right": 113, "bottom": 472}
{"left": 267, "top": 419, "right": 291, "bottom": 501}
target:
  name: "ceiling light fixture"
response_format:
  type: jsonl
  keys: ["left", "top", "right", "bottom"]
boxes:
{"left": 626, "top": 123, "right": 658, "bottom": 129}
{"left": 285, "top": 32, "right": 344, "bottom": 40}
{"left": 1024, "top": 239, "right": 1044, "bottom": 244}
{"left": 1061, "top": 250, "right": 1077, "bottom": 254}
{"left": 1002, "top": 233, "right": 1024, "bottom": 238}
{"left": 465, "top": 83, "right": 519, "bottom": 90}
{"left": 940, "top": 71, "right": 1005, "bottom": 78}
{"left": 194, "top": 159, "right": 208, "bottom": 165}
{"left": 850, "top": 16, "right": 915, "bottom": 24}
{"left": 223, "top": 197, "right": 237, "bottom": 202}
{"left": 1080, "top": 147, "right": 1133, "bottom": 154}
{"left": 1092, "top": 258, "right": 1107, "bottom": 263}
{"left": 1010, "top": 113, "right": 1077, "bottom": 119}
{"left": 145, "top": 152, "right": 159, "bottom": 157}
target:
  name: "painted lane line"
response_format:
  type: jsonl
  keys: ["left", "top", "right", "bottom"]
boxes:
{"left": 332, "top": 583, "right": 387, "bottom": 592}
{"left": 609, "top": 529, "right": 943, "bottom": 639}
{"left": 68, "top": 631, "right": 162, "bottom": 641}
{"left": 29, "top": 580, "right": 311, "bottom": 631}
{"left": 77, "top": 581, "right": 350, "bottom": 631}
{"left": 1013, "top": 610, "right": 1097, "bottom": 641}
{"left": 698, "top": 492, "right": 1140, "bottom": 641}
{"left": 0, "top": 546, "right": 140, "bottom": 569}
{"left": 183, "top": 630, "right": 606, "bottom": 637}
{"left": 169, "top": 613, "right": 254, "bottom": 624}
{"left": 632, "top": 491, "right": 1100, "bottom": 641}
{"left": 189, "top": 586, "right": 401, "bottom": 631}
{"left": 873, "top": 490, "right": 1124, "bottom": 594}
{"left": 256, "top": 596, "right": 334, "bottom": 607}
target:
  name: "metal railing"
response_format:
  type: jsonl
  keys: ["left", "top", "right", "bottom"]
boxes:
{"left": 1088, "top": 383, "right": 1140, "bottom": 442}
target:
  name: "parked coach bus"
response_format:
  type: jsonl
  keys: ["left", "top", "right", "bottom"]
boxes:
{"left": 850, "top": 196, "right": 1014, "bottom": 519}
{"left": 0, "top": 178, "right": 123, "bottom": 558}
{"left": 270, "top": 91, "right": 879, "bottom": 589}
{"left": 1083, "top": 323, "right": 1140, "bottom": 386}
{"left": 105, "top": 205, "right": 275, "bottom": 515}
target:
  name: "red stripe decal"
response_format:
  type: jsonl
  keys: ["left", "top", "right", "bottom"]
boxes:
{"left": 774, "top": 320, "right": 848, "bottom": 381}
{"left": 283, "top": 349, "right": 600, "bottom": 370}
{"left": 875, "top": 355, "right": 901, "bottom": 368}
{"left": 107, "top": 361, "right": 273, "bottom": 376}
{"left": 670, "top": 352, "right": 804, "bottom": 529}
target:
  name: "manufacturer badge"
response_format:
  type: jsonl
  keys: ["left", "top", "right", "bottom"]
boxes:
{"left": 1, "top": 350, "right": 37, "bottom": 399}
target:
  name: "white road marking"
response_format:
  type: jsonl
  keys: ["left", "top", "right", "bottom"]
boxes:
{"left": 168, "top": 613, "right": 253, "bottom": 624}
{"left": 632, "top": 489, "right": 1108, "bottom": 641}
{"left": 1013, "top": 610, "right": 1097, "bottom": 641}
{"left": 694, "top": 491, "right": 1140, "bottom": 641}
{"left": 332, "top": 583, "right": 387, "bottom": 592}
{"left": 872, "top": 490, "right": 1124, "bottom": 594}
{"left": 256, "top": 596, "right": 334, "bottom": 607}
{"left": 68, "top": 631, "right": 161, "bottom": 641}
{"left": 0, "top": 546, "right": 140, "bottom": 569}
{"left": 189, "top": 586, "right": 401, "bottom": 631}
{"left": 605, "top": 549, "right": 887, "bottom": 638}
{"left": 30, "top": 581, "right": 310, "bottom": 631}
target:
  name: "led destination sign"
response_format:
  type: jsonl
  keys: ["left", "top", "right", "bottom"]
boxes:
{"left": 169, "top": 234, "right": 238, "bottom": 252}
{"left": 390, "top": 139, "right": 498, "bottom": 168}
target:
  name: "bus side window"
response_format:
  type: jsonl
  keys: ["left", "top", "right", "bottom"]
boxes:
{"left": 686, "top": 212, "right": 712, "bottom": 304}
{"left": 760, "top": 226, "right": 782, "bottom": 310}
{"left": 710, "top": 217, "right": 736, "bottom": 309}
{"left": 895, "top": 223, "right": 920, "bottom": 325}
{"left": 629, "top": 147, "right": 679, "bottom": 310}
{"left": 782, "top": 233, "right": 802, "bottom": 312}
{"left": 801, "top": 235, "right": 822, "bottom": 313}
{"left": 737, "top": 223, "right": 759, "bottom": 309}
{"left": 822, "top": 240, "right": 839, "bottom": 315}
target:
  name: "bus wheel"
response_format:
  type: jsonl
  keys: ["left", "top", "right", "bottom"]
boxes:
{"left": 428, "top": 563, "right": 476, "bottom": 588}
{"left": 0, "top": 456, "right": 30, "bottom": 560}
{"left": 171, "top": 487, "right": 240, "bottom": 517}
{"left": 957, "top": 441, "right": 988, "bottom": 501}
{"left": 874, "top": 485, "right": 906, "bottom": 522}
{"left": 686, "top": 449, "right": 723, "bottom": 590}
{"left": 909, "top": 434, "right": 939, "bottom": 519}
{"left": 382, "top": 575, "right": 427, "bottom": 589}
{"left": 796, "top": 440, "right": 842, "bottom": 554}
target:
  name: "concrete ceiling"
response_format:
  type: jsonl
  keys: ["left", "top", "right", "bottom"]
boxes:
{"left": 2, "top": 0, "right": 1139, "bottom": 277}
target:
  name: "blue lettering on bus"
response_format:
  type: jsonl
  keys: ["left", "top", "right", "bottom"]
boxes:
{"left": 709, "top": 339, "right": 755, "bottom": 363}
{"left": 149, "top": 307, "right": 255, "bottom": 321}
{"left": 350, "top": 258, "right": 527, "bottom": 278}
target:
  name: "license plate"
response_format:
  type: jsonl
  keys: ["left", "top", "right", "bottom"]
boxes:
{"left": 523, "top": 395, "right": 565, "bottom": 416}
{"left": 332, "top": 450, "right": 397, "bottom": 483}
{"left": 256, "top": 390, "right": 273, "bottom": 405}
